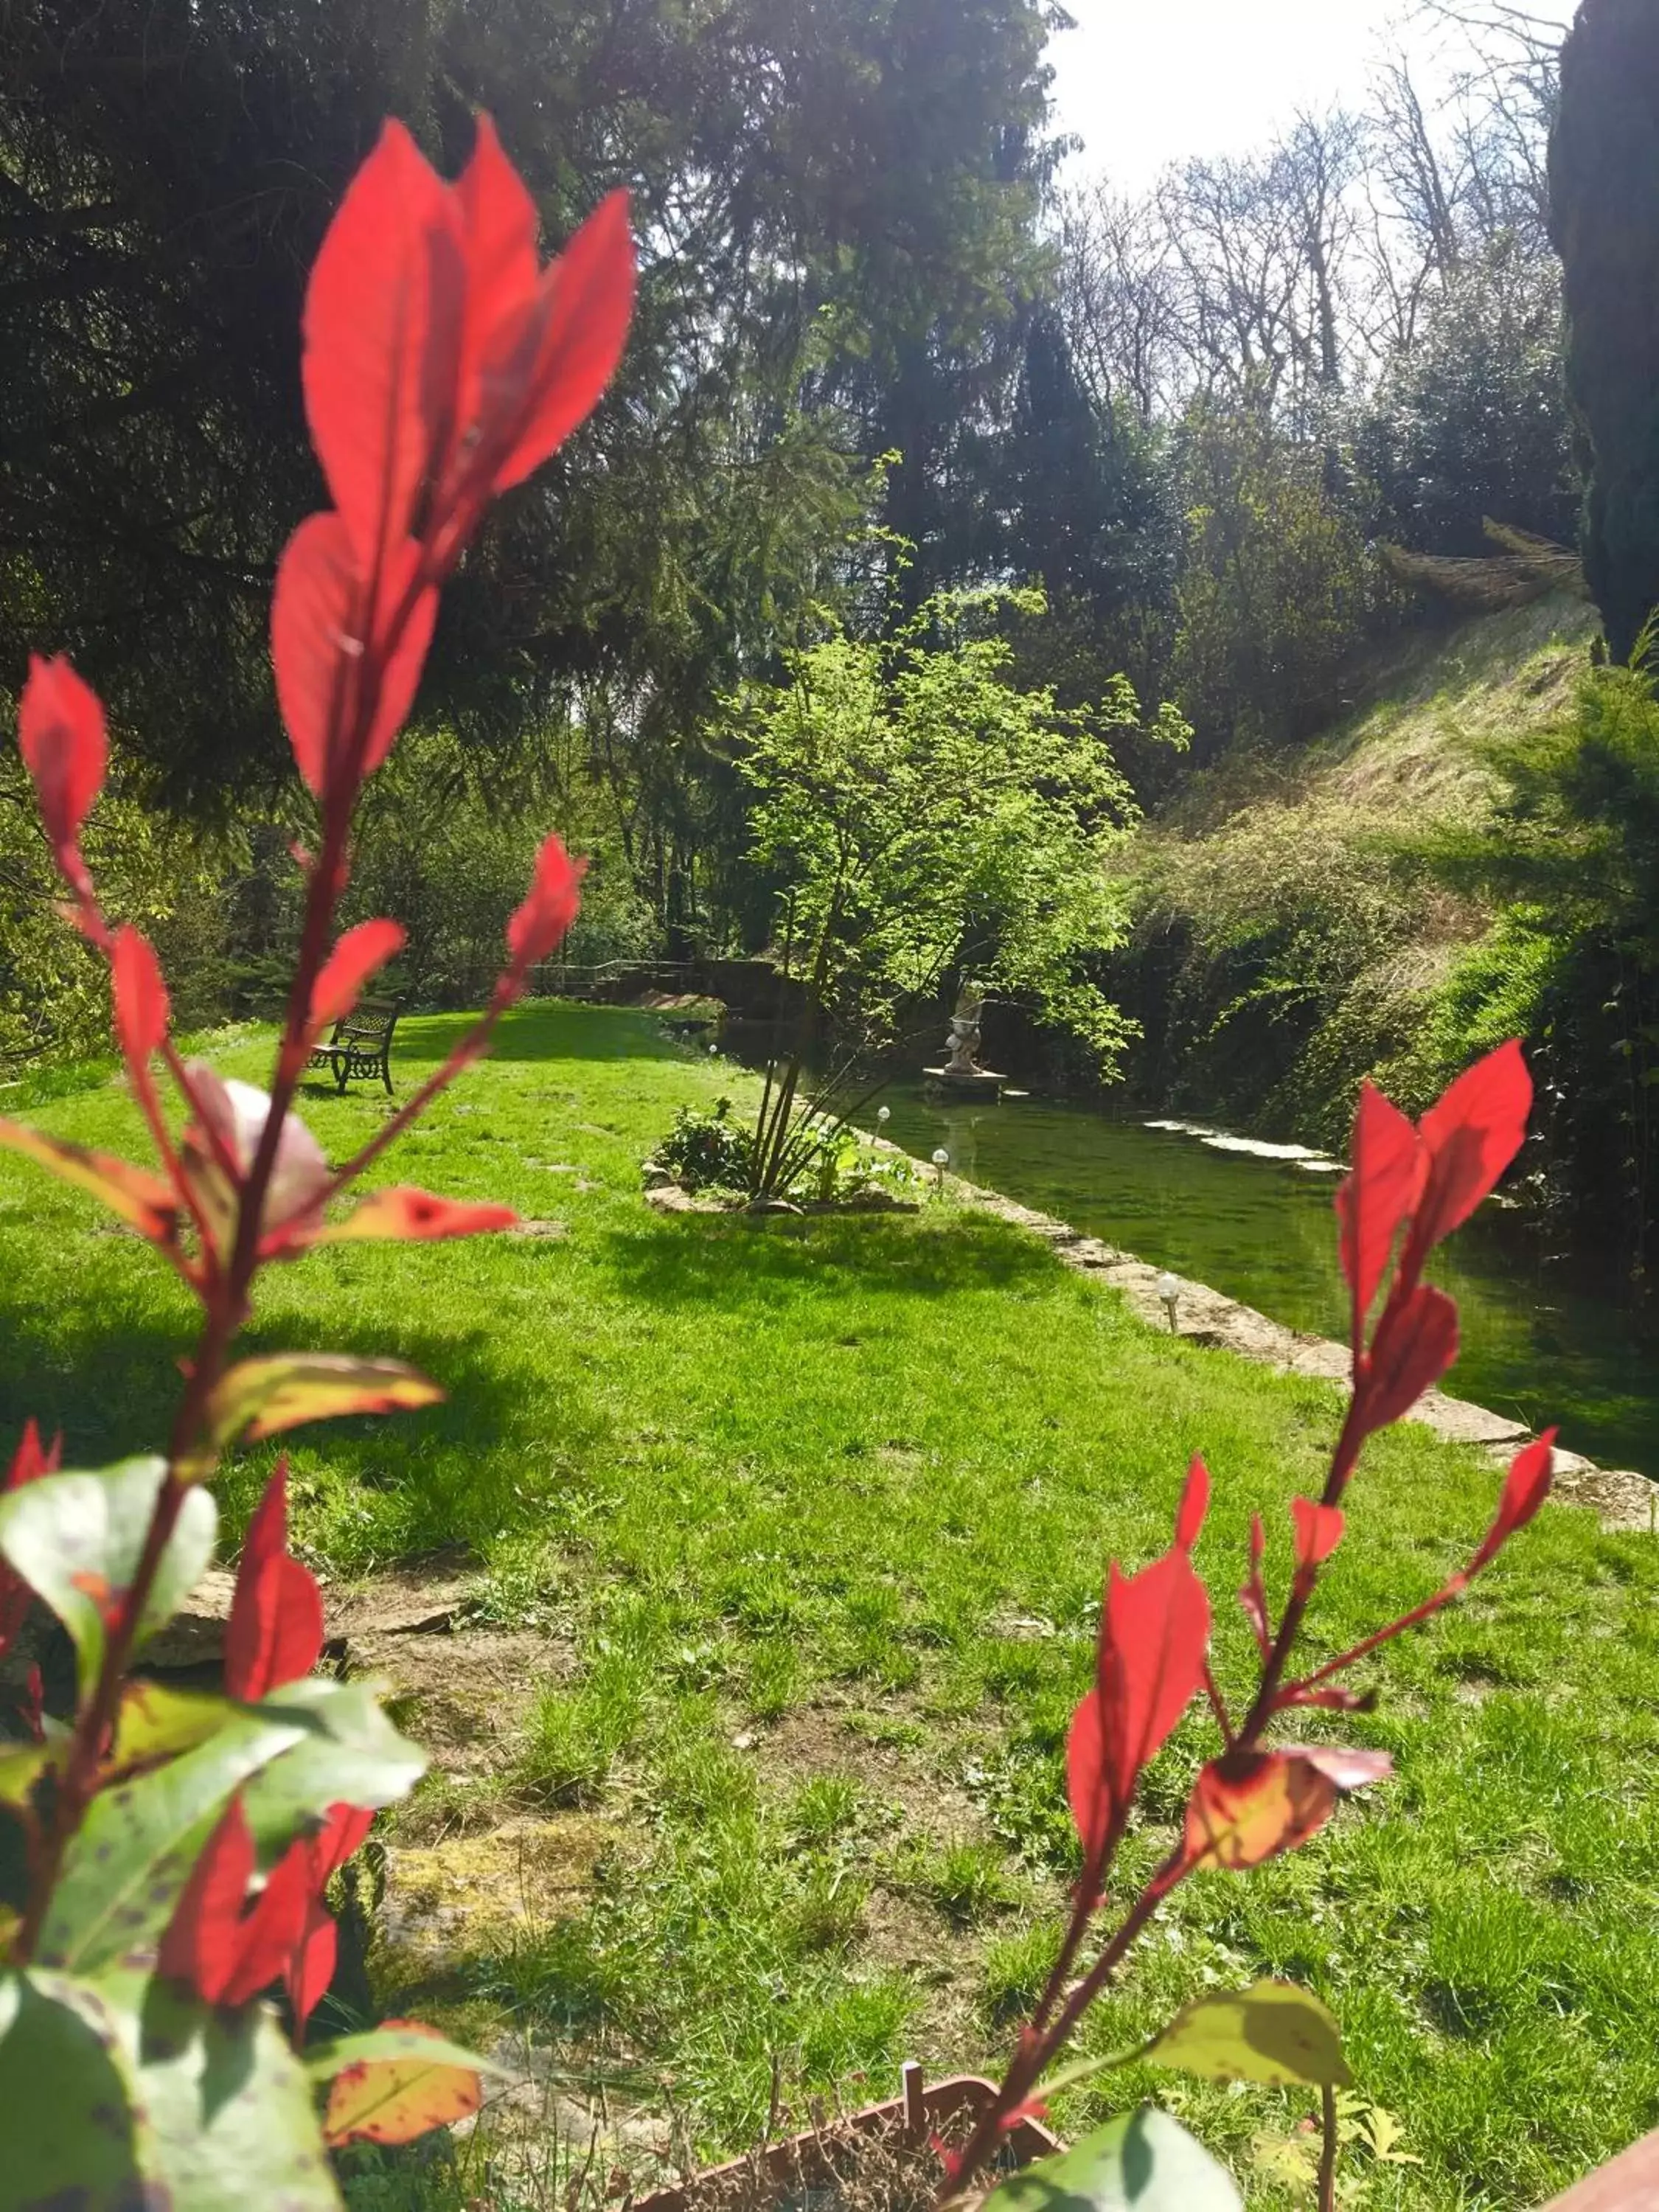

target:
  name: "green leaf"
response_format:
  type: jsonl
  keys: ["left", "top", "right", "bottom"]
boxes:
{"left": 306, "top": 2023, "right": 507, "bottom": 2083}
{"left": 0, "top": 1968, "right": 155, "bottom": 2208}
{"left": 73, "top": 1967, "right": 341, "bottom": 2209}
{"left": 1140, "top": 1980, "right": 1351, "bottom": 2090}
{"left": 38, "top": 1702, "right": 310, "bottom": 1971}
{"left": 111, "top": 1682, "right": 233, "bottom": 1775}
{"left": 985, "top": 2109, "right": 1242, "bottom": 2212}
{"left": 206, "top": 1353, "right": 442, "bottom": 1447}
{"left": 0, "top": 1457, "right": 217, "bottom": 1693}
{"left": 237, "top": 1676, "right": 425, "bottom": 1856}
{"left": 0, "top": 1742, "right": 51, "bottom": 1808}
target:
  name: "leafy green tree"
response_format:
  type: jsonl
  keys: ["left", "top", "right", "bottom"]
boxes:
{"left": 727, "top": 584, "right": 1186, "bottom": 1194}
{"left": 1548, "top": 0, "right": 1659, "bottom": 661}
{"left": 1170, "top": 408, "right": 1388, "bottom": 757}
{"left": 1357, "top": 240, "right": 1578, "bottom": 558}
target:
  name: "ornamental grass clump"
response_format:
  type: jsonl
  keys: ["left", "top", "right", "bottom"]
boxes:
{"left": 0, "top": 116, "right": 632, "bottom": 2203}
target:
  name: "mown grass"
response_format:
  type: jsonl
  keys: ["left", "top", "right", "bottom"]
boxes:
{"left": 2, "top": 1001, "right": 1658, "bottom": 2207}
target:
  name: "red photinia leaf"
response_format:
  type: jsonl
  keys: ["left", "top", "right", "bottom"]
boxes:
{"left": 1335, "top": 1082, "right": 1421, "bottom": 1338}
{"left": 323, "top": 2020, "right": 484, "bottom": 2147}
{"left": 271, "top": 515, "right": 437, "bottom": 798}
{"left": 1238, "top": 1512, "right": 1270, "bottom": 1660}
{"left": 158, "top": 1795, "right": 257, "bottom": 2000}
{"left": 283, "top": 1805, "right": 375, "bottom": 2023}
{"left": 301, "top": 120, "right": 463, "bottom": 576}
{"left": 0, "top": 1422, "right": 63, "bottom": 1662}
{"left": 287, "top": 1899, "right": 338, "bottom": 2028}
{"left": 311, "top": 920, "right": 406, "bottom": 1032}
{"left": 5, "top": 1420, "right": 60, "bottom": 1492}
{"left": 1470, "top": 1430, "right": 1557, "bottom": 1574}
{"left": 450, "top": 115, "right": 541, "bottom": 473}
{"left": 1174, "top": 1455, "right": 1210, "bottom": 1553}
{"left": 224, "top": 1461, "right": 324, "bottom": 1703}
{"left": 1290, "top": 1497, "right": 1344, "bottom": 1573}
{"left": 219, "top": 1834, "right": 317, "bottom": 2006}
{"left": 1068, "top": 1548, "right": 1210, "bottom": 1863}
{"left": 0, "top": 1119, "right": 181, "bottom": 1245}
{"left": 504, "top": 834, "right": 586, "bottom": 975}
{"left": 1360, "top": 1283, "right": 1459, "bottom": 1432}
{"left": 487, "top": 190, "right": 636, "bottom": 495}
{"left": 321, "top": 1186, "right": 518, "bottom": 1243}
{"left": 1404, "top": 1040, "right": 1532, "bottom": 1272}
{"left": 18, "top": 653, "right": 106, "bottom": 886}
{"left": 111, "top": 925, "right": 170, "bottom": 1068}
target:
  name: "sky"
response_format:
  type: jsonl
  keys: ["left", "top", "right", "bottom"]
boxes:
{"left": 1049, "top": 0, "right": 1581, "bottom": 187}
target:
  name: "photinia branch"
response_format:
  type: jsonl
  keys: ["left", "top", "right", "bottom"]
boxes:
{"left": 7, "top": 115, "right": 634, "bottom": 1966}
{"left": 942, "top": 1043, "right": 1549, "bottom": 2201}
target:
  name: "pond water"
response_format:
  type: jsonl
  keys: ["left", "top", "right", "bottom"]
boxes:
{"left": 870, "top": 1085, "right": 1659, "bottom": 1478}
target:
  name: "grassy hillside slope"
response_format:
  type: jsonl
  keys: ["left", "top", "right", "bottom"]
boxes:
{"left": 1115, "top": 595, "right": 1599, "bottom": 1145}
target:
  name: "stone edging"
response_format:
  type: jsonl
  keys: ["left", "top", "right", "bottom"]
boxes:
{"left": 937, "top": 1169, "right": 1655, "bottom": 1534}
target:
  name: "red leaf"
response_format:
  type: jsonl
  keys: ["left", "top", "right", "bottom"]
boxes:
{"left": 18, "top": 654, "right": 106, "bottom": 882}
{"left": 158, "top": 1798, "right": 257, "bottom": 2002}
{"left": 5, "top": 1420, "right": 60, "bottom": 1492}
{"left": 311, "top": 920, "right": 406, "bottom": 1032}
{"left": 218, "top": 1832, "right": 315, "bottom": 2006}
{"left": 286, "top": 1899, "right": 338, "bottom": 2028}
{"left": 323, "top": 2019, "right": 483, "bottom": 2147}
{"left": 111, "top": 926, "right": 170, "bottom": 1068}
{"left": 309, "top": 1801, "right": 375, "bottom": 1882}
{"left": 488, "top": 191, "right": 636, "bottom": 493}
{"left": 1335, "top": 1082, "right": 1420, "bottom": 1335}
{"left": 301, "top": 120, "right": 462, "bottom": 576}
{"left": 1360, "top": 1284, "right": 1459, "bottom": 1432}
{"left": 271, "top": 515, "right": 437, "bottom": 798}
{"left": 0, "top": 1423, "right": 61, "bottom": 1661}
{"left": 1238, "top": 1512, "right": 1270, "bottom": 1659}
{"left": 504, "top": 834, "right": 586, "bottom": 975}
{"left": 1405, "top": 1041, "right": 1532, "bottom": 1269}
{"left": 321, "top": 1186, "right": 519, "bottom": 1243}
{"left": 1068, "top": 1548, "right": 1210, "bottom": 1861}
{"left": 1290, "top": 1498, "right": 1344, "bottom": 1573}
{"left": 451, "top": 115, "right": 541, "bottom": 473}
{"left": 1174, "top": 1455, "right": 1210, "bottom": 1553}
{"left": 224, "top": 1463, "right": 324, "bottom": 1702}
{"left": 1470, "top": 1430, "right": 1556, "bottom": 1573}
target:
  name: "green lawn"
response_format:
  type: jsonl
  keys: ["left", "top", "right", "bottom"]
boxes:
{"left": 3, "top": 1003, "right": 1657, "bottom": 2208}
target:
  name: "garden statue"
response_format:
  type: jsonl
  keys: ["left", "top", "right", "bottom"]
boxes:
{"left": 925, "top": 984, "right": 1015, "bottom": 1098}
{"left": 944, "top": 986, "right": 984, "bottom": 1075}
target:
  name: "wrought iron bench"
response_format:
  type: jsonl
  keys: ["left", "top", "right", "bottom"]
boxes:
{"left": 307, "top": 1000, "right": 400, "bottom": 1093}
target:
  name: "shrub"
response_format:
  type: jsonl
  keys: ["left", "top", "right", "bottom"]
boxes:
{"left": 0, "top": 114, "right": 632, "bottom": 2202}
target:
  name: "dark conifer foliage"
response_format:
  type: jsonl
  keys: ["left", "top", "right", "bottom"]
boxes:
{"left": 1548, "top": 0, "right": 1659, "bottom": 663}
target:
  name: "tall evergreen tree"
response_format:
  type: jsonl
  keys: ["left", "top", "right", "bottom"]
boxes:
{"left": 1548, "top": 0, "right": 1659, "bottom": 661}
{"left": 1, "top": 0, "right": 1060, "bottom": 797}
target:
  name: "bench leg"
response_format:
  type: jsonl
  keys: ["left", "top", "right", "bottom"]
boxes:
{"left": 335, "top": 1057, "right": 349, "bottom": 1094}
{"left": 381, "top": 1053, "right": 394, "bottom": 1095}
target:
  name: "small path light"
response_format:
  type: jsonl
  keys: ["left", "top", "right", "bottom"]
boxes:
{"left": 932, "top": 1146, "right": 950, "bottom": 1193}
{"left": 877, "top": 1105, "right": 891, "bottom": 1130}
{"left": 1158, "top": 1273, "right": 1180, "bottom": 1333}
